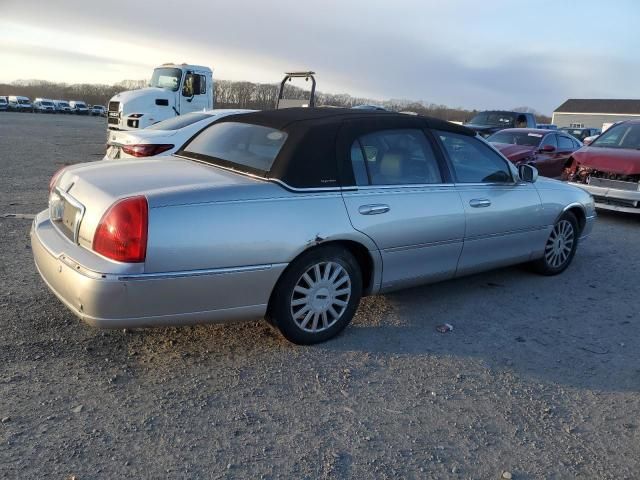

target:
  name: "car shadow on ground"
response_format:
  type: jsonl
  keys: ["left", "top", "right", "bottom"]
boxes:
{"left": 326, "top": 258, "right": 640, "bottom": 393}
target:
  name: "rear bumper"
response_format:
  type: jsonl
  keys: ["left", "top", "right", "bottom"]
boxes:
{"left": 31, "top": 212, "right": 284, "bottom": 328}
{"left": 568, "top": 182, "right": 640, "bottom": 214}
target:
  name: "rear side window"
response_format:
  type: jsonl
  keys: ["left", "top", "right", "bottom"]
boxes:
{"left": 437, "top": 131, "right": 513, "bottom": 183}
{"left": 541, "top": 134, "right": 557, "bottom": 149}
{"left": 558, "top": 135, "right": 575, "bottom": 150}
{"left": 180, "top": 121, "right": 287, "bottom": 174}
{"left": 350, "top": 129, "right": 442, "bottom": 185}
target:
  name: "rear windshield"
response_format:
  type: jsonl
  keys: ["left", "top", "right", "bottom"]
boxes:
{"left": 180, "top": 121, "right": 288, "bottom": 175}
{"left": 487, "top": 131, "right": 542, "bottom": 147}
{"left": 591, "top": 123, "right": 640, "bottom": 149}
{"left": 147, "top": 112, "right": 212, "bottom": 131}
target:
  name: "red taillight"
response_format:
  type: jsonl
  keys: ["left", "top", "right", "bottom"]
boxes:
{"left": 49, "top": 167, "right": 66, "bottom": 193}
{"left": 121, "top": 144, "right": 174, "bottom": 157}
{"left": 93, "top": 196, "right": 148, "bottom": 263}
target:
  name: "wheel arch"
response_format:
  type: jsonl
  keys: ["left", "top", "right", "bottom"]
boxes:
{"left": 267, "top": 239, "right": 379, "bottom": 317}
{"left": 561, "top": 203, "right": 586, "bottom": 234}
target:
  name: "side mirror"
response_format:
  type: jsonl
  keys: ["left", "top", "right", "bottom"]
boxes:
{"left": 540, "top": 144, "right": 555, "bottom": 153}
{"left": 518, "top": 163, "right": 539, "bottom": 183}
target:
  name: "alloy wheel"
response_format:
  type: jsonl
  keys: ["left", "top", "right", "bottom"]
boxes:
{"left": 545, "top": 219, "right": 575, "bottom": 268}
{"left": 290, "top": 261, "right": 352, "bottom": 333}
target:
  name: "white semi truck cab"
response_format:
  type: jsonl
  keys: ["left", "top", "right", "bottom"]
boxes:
{"left": 107, "top": 63, "right": 213, "bottom": 130}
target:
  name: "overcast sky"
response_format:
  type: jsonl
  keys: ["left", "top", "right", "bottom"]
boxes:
{"left": 1, "top": 0, "right": 638, "bottom": 114}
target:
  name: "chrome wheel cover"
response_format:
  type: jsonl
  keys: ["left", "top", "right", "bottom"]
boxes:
{"left": 545, "top": 219, "right": 575, "bottom": 268}
{"left": 290, "top": 261, "right": 352, "bottom": 333}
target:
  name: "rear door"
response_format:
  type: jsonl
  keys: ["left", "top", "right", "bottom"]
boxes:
{"left": 435, "top": 131, "right": 546, "bottom": 276}
{"left": 341, "top": 126, "right": 465, "bottom": 291}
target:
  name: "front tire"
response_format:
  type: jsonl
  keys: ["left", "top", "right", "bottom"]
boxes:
{"left": 531, "top": 211, "right": 579, "bottom": 275}
{"left": 267, "top": 246, "right": 362, "bottom": 345}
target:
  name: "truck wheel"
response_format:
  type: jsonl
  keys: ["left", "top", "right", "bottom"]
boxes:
{"left": 531, "top": 211, "right": 579, "bottom": 275}
{"left": 267, "top": 246, "right": 362, "bottom": 345}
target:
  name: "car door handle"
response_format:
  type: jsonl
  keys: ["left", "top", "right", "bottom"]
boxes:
{"left": 359, "top": 204, "right": 390, "bottom": 215}
{"left": 469, "top": 198, "right": 491, "bottom": 208}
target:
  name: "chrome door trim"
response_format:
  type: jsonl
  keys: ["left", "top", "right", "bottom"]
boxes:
{"left": 383, "top": 237, "right": 464, "bottom": 253}
{"left": 118, "top": 263, "right": 287, "bottom": 281}
{"left": 464, "top": 225, "right": 548, "bottom": 242}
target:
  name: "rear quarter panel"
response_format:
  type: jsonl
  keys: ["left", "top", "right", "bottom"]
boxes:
{"left": 144, "top": 188, "right": 378, "bottom": 273}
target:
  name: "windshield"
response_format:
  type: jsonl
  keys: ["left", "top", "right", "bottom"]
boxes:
{"left": 59, "top": 102, "right": 69, "bottom": 107}
{"left": 180, "top": 121, "right": 288, "bottom": 174}
{"left": 42, "top": 101, "right": 53, "bottom": 106}
{"left": 150, "top": 67, "right": 182, "bottom": 92}
{"left": 487, "top": 131, "right": 542, "bottom": 147}
{"left": 0, "top": 98, "right": 6, "bottom": 104}
{"left": 468, "top": 112, "right": 516, "bottom": 127}
{"left": 75, "top": 102, "right": 86, "bottom": 108}
{"left": 147, "top": 112, "right": 212, "bottom": 131}
{"left": 591, "top": 123, "right": 640, "bottom": 149}
{"left": 18, "top": 99, "right": 30, "bottom": 104}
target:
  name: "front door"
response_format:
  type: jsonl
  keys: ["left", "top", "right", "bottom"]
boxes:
{"left": 341, "top": 127, "right": 466, "bottom": 291}
{"left": 179, "top": 70, "right": 210, "bottom": 114}
{"left": 435, "top": 130, "right": 546, "bottom": 276}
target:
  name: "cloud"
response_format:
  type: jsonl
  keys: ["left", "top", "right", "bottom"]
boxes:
{"left": 2, "top": 0, "right": 639, "bottom": 114}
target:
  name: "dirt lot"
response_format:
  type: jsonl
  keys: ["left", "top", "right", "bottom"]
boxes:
{"left": 1, "top": 112, "right": 639, "bottom": 479}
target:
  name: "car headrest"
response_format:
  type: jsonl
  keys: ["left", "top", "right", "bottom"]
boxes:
{"left": 379, "top": 152, "right": 404, "bottom": 178}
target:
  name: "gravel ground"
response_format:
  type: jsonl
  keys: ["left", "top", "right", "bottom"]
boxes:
{"left": 1, "top": 112, "right": 639, "bottom": 479}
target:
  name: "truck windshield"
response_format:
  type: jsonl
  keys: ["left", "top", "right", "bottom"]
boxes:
{"left": 487, "top": 131, "right": 542, "bottom": 147}
{"left": 150, "top": 68, "right": 182, "bottom": 92}
{"left": 468, "top": 112, "right": 516, "bottom": 127}
{"left": 179, "top": 122, "right": 288, "bottom": 175}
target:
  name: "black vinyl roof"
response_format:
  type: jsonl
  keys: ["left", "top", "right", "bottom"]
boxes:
{"left": 554, "top": 99, "right": 640, "bottom": 115}
{"left": 218, "top": 107, "right": 475, "bottom": 135}
{"left": 206, "top": 108, "right": 475, "bottom": 189}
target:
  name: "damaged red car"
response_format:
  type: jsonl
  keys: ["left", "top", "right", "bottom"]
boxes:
{"left": 564, "top": 120, "right": 640, "bottom": 213}
{"left": 487, "top": 128, "right": 581, "bottom": 178}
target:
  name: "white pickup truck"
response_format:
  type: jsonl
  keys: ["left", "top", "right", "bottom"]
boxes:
{"left": 107, "top": 63, "right": 213, "bottom": 131}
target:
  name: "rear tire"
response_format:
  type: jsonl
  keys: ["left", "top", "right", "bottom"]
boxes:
{"left": 531, "top": 211, "right": 579, "bottom": 275}
{"left": 267, "top": 246, "right": 362, "bottom": 345}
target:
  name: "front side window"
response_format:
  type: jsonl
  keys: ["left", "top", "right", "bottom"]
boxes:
{"left": 182, "top": 73, "right": 206, "bottom": 97}
{"left": 150, "top": 67, "right": 182, "bottom": 92}
{"left": 351, "top": 129, "right": 442, "bottom": 185}
{"left": 180, "top": 121, "right": 287, "bottom": 174}
{"left": 437, "top": 131, "right": 513, "bottom": 183}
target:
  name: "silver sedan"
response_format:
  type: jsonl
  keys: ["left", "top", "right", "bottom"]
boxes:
{"left": 32, "top": 108, "right": 596, "bottom": 344}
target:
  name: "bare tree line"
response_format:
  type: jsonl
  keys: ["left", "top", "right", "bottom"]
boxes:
{"left": 0, "top": 79, "right": 551, "bottom": 123}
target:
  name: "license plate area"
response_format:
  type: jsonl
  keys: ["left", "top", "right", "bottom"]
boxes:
{"left": 49, "top": 189, "right": 85, "bottom": 243}
{"left": 107, "top": 146, "right": 121, "bottom": 159}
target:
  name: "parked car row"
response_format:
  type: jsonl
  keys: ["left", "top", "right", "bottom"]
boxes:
{"left": 0, "top": 95, "right": 106, "bottom": 115}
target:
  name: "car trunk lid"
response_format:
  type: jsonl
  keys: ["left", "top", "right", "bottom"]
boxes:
{"left": 53, "top": 157, "right": 263, "bottom": 250}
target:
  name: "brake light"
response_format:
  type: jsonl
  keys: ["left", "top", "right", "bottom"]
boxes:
{"left": 49, "top": 167, "right": 66, "bottom": 193}
{"left": 121, "top": 144, "right": 174, "bottom": 157}
{"left": 93, "top": 196, "right": 148, "bottom": 263}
